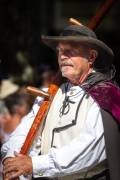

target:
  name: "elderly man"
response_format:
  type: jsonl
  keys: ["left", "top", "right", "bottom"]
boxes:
{"left": 2, "top": 24, "right": 120, "bottom": 180}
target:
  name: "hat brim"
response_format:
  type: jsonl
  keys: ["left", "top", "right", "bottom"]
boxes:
{"left": 42, "top": 35, "right": 114, "bottom": 70}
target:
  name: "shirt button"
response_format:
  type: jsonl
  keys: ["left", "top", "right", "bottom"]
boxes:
{"left": 38, "top": 173, "right": 43, "bottom": 176}
{"left": 70, "top": 90, "right": 74, "bottom": 95}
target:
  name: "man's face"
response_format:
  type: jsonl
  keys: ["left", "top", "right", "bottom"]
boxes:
{"left": 57, "top": 42, "right": 92, "bottom": 84}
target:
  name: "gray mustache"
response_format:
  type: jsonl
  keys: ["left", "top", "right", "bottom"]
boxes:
{"left": 60, "top": 61, "right": 73, "bottom": 66}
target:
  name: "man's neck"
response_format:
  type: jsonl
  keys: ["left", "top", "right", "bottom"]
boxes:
{"left": 70, "top": 68, "right": 93, "bottom": 85}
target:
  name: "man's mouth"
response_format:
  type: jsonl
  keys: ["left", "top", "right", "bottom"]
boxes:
{"left": 60, "top": 62, "right": 73, "bottom": 68}
{"left": 61, "top": 64, "right": 72, "bottom": 67}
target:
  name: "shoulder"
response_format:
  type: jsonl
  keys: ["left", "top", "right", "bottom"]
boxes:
{"left": 87, "top": 81, "right": 120, "bottom": 123}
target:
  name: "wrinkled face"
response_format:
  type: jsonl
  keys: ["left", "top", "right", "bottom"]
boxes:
{"left": 57, "top": 42, "right": 94, "bottom": 84}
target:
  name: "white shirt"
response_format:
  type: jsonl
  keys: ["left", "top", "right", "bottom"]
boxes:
{"left": 1, "top": 84, "right": 106, "bottom": 179}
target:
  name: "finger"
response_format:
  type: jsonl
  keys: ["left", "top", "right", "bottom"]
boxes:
{"left": 4, "top": 171, "right": 18, "bottom": 180}
{"left": 3, "top": 162, "right": 14, "bottom": 169}
{"left": 3, "top": 174, "right": 9, "bottom": 180}
{"left": 3, "top": 158, "right": 15, "bottom": 166}
{"left": 3, "top": 165, "right": 17, "bottom": 175}
{"left": 3, "top": 162, "right": 18, "bottom": 172}
{"left": 4, "top": 157, "right": 20, "bottom": 167}
{"left": 8, "top": 170, "right": 22, "bottom": 180}
{"left": 3, "top": 177, "right": 9, "bottom": 180}
{"left": 4, "top": 159, "right": 20, "bottom": 168}
{"left": 3, "top": 158, "right": 14, "bottom": 165}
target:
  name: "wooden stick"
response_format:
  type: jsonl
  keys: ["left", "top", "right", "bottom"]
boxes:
{"left": 26, "top": 86, "right": 49, "bottom": 99}
{"left": 69, "top": 0, "right": 117, "bottom": 30}
{"left": 88, "top": 0, "right": 117, "bottom": 30}
{"left": 20, "top": 84, "right": 58, "bottom": 154}
{"left": 69, "top": 18, "right": 83, "bottom": 26}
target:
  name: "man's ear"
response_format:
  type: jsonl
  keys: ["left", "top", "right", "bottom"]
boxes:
{"left": 89, "top": 49, "right": 98, "bottom": 65}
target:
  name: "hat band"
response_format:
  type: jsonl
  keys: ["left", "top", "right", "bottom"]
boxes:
{"left": 61, "top": 29, "right": 97, "bottom": 39}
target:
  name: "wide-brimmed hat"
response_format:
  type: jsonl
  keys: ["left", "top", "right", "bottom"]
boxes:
{"left": 0, "top": 79, "right": 19, "bottom": 99}
{"left": 42, "top": 25, "right": 114, "bottom": 70}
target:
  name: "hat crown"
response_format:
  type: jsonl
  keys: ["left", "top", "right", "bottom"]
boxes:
{"left": 41, "top": 24, "right": 114, "bottom": 70}
{"left": 60, "top": 25, "right": 97, "bottom": 39}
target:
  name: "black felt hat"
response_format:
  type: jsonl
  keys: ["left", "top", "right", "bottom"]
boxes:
{"left": 42, "top": 25, "right": 114, "bottom": 70}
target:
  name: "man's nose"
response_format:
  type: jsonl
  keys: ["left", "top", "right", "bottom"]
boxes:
{"left": 59, "top": 53, "right": 68, "bottom": 61}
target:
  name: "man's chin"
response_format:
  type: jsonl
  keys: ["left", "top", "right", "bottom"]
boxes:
{"left": 61, "top": 72, "right": 79, "bottom": 84}
{"left": 61, "top": 71, "right": 70, "bottom": 78}
{"left": 61, "top": 72, "right": 74, "bottom": 82}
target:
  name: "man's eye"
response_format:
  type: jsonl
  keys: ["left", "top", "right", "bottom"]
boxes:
{"left": 64, "top": 50, "right": 71, "bottom": 55}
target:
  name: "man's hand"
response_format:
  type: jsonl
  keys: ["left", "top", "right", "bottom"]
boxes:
{"left": 3, "top": 153, "right": 33, "bottom": 179}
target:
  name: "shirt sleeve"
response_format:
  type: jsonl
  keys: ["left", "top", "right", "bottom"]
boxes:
{"left": 1, "top": 95, "right": 45, "bottom": 161}
{"left": 32, "top": 102, "right": 106, "bottom": 178}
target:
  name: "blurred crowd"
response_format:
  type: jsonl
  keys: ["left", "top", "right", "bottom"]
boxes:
{"left": 0, "top": 64, "right": 56, "bottom": 179}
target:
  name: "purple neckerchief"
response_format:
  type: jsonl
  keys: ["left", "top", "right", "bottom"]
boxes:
{"left": 83, "top": 81, "right": 120, "bottom": 124}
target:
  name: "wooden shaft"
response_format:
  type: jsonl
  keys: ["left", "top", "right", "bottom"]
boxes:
{"left": 69, "top": 0, "right": 117, "bottom": 30}
{"left": 88, "top": 0, "right": 117, "bottom": 30}
{"left": 69, "top": 18, "right": 82, "bottom": 26}
{"left": 26, "top": 86, "right": 49, "bottom": 99}
{"left": 20, "top": 100, "right": 50, "bottom": 154}
{"left": 20, "top": 84, "right": 58, "bottom": 154}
